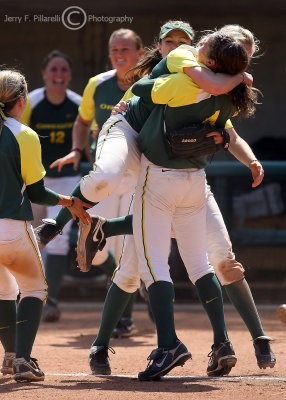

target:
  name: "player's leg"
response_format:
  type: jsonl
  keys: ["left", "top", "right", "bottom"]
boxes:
{"left": 133, "top": 158, "right": 191, "bottom": 380}
{"left": 206, "top": 186, "right": 276, "bottom": 368}
{"left": 0, "top": 267, "right": 18, "bottom": 375}
{"left": 0, "top": 220, "right": 46, "bottom": 382}
{"left": 35, "top": 116, "right": 140, "bottom": 247}
{"left": 89, "top": 234, "right": 140, "bottom": 374}
{"left": 42, "top": 176, "right": 80, "bottom": 322}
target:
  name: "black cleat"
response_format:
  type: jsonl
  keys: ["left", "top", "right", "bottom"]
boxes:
{"left": 42, "top": 298, "right": 61, "bottom": 322}
{"left": 112, "top": 317, "right": 135, "bottom": 338}
{"left": 138, "top": 339, "right": 191, "bottom": 381}
{"left": 77, "top": 216, "right": 106, "bottom": 272}
{"left": 89, "top": 346, "right": 115, "bottom": 375}
{"left": 34, "top": 218, "right": 62, "bottom": 250}
{"left": 207, "top": 340, "right": 237, "bottom": 376}
{"left": 13, "top": 357, "right": 45, "bottom": 382}
{"left": 253, "top": 336, "right": 276, "bottom": 369}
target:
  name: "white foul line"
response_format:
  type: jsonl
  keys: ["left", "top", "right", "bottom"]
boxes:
{"left": 47, "top": 372, "right": 286, "bottom": 381}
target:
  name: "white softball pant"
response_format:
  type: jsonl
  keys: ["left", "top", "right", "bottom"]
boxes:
{"left": 132, "top": 155, "right": 213, "bottom": 288}
{"left": 0, "top": 219, "right": 47, "bottom": 301}
{"left": 113, "top": 185, "right": 236, "bottom": 292}
{"left": 80, "top": 115, "right": 141, "bottom": 202}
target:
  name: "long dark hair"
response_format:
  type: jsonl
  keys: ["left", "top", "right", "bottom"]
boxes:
{"left": 204, "top": 32, "right": 261, "bottom": 118}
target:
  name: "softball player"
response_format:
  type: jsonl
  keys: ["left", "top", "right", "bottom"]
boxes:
{"left": 50, "top": 29, "right": 144, "bottom": 336}
{"left": 21, "top": 50, "right": 83, "bottom": 322}
{"left": 0, "top": 69, "right": 91, "bottom": 382}
{"left": 35, "top": 24, "right": 274, "bottom": 373}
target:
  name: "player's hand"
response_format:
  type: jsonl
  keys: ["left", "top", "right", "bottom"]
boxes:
{"left": 50, "top": 150, "right": 81, "bottom": 172}
{"left": 250, "top": 160, "right": 264, "bottom": 188}
{"left": 206, "top": 131, "right": 224, "bottom": 145}
{"left": 243, "top": 72, "right": 253, "bottom": 87}
{"left": 68, "top": 197, "right": 92, "bottom": 224}
{"left": 111, "top": 99, "right": 130, "bottom": 115}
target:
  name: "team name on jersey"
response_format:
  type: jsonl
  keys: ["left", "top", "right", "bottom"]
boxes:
{"left": 99, "top": 103, "right": 114, "bottom": 110}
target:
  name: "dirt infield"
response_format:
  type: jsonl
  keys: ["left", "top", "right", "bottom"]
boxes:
{"left": 1, "top": 304, "right": 285, "bottom": 400}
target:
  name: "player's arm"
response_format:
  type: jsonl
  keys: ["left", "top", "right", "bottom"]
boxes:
{"left": 26, "top": 180, "right": 92, "bottom": 223}
{"left": 184, "top": 67, "right": 252, "bottom": 95}
{"left": 228, "top": 127, "right": 264, "bottom": 188}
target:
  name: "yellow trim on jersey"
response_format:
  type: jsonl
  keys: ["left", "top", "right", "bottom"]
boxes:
{"left": 141, "top": 166, "right": 157, "bottom": 283}
{"left": 20, "top": 97, "right": 32, "bottom": 125}
{"left": 151, "top": 73, "right": 211, "bottom": 107}
{"left": 24, "top": 221, "right": 48, "bottom": 301}
{"left": 78, "top": 76, "right": 97, "bottom": 122}
{"left": 15, "top": 126, "right": 46, "bottom": 185}
{"left": 166, "top": 45, "right": 207, "bottom": 73}
{"left": 121, "top": 86, "right": 134, "bottom": 101}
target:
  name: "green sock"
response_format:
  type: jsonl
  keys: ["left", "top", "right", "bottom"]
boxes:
{"left": 195, "top": 273, "right": 228, "bottom": 346}
{"left": 122, "top": 291, "right": 137, "bottom": 318}
{"left": 103, "top": 215, "right": 133, "bottom": 238}
{"left": 55, "top": 182, "right": 97, "bottom": 227}
{"left": 0, "top": 300, "right": 16, "bottom": 352}
{"left": 95, "top": 250, "right": 117, "bottom": 276}
{"left": 92, "top": 283, "right": 132, "bottom": 347}
{"left": 148, "top": 281, "right": 177, "bottom": 348}
{"left": 16, "top": 297, "right": 43, "bottom": 361}
{"left": 45, "top": 254, "right": 68, "bottom": 301}
{"left": 224, "top": 278, "right": 264, "bottom": 339}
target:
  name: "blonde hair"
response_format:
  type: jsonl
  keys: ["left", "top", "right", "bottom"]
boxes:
{"left": 218, "top": 25, "right": 259, "bottom": 58}
{"left": 0, "top": 69, "right": 27, "bottom": 133}
{"left": 109, "top": 28, "right": 143, "bottom": 50}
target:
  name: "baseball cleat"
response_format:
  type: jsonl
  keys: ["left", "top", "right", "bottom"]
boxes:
{"left": 34, "top": 218, "right": 62, "bottom": 250}
{"left": 138, "top": 339, "right": 192, "bottom": 381}
{"left": 13, "top": 357, "right": 45, "bottom": 382}
{"left": 112, "top": 317, "right": 135, "bottom": 338}
{"left": 1, "top": 352, "right": 15, "bottom": 375}
{"left": 207, "top": 340, "right": 237, "bottom": 376}
{"left": 77, "top": 215, "right": 106, "bottom": 272}
{"left": 89, "top": 345, "right": 115, "bottom": 375}
{"left": 42, "top": 298, "right": 61, "bottom": 322}
{"left": 253, "top": 336, "right": 276, "bottom": 369}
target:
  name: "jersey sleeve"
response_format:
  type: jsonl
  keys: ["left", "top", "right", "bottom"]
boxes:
{"left": 20, "top": 97, "right": 32, "bottom": 126}
{"left": 121, "top": 86, "right": 135, "bottom": 101}
{"left": 78, "top": 76, "right": 97, "bottom": 121}
{"left": 166, "top": 45, "right": 207, "bottom": 73}
{"left": 16, "top": 126, "right": 46, "bottom": 185}
{"left": 131, "top": 77, "right": 156, "bottom": 101}
{"left": 225, "top": 119, "right": 233, "bottom": 129}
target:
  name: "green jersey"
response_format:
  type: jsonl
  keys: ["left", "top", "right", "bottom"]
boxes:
{"left": 0, "top": 118, "right": 45, "bottom": 220}
{"left": 21, "top": 87, "right": 81, "bottom": 178}
{"left": 79, "top": 70, "right": 126, "bottom": 130}
{"left": 132, "top": 73, "right": 236, "bottom": 169}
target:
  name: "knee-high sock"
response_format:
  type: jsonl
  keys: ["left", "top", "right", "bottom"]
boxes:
{"left": 195, "top": 273, "right": 228, "bottom": 346}
{"left": 0, "top": 300, "right": 16, "bottom": 352}
{"left": 103, "top": 215, "right": 133, "bottom": 238}
{"left": 55, "top": 182, "right": 97, "bottom": 228}
{"left": 148, "top": 281, "right": 177, "bottom": 348}
{"left": 95, "top": 250, "right": 117, "bottom": 276}
{"left": 122, "top": 291, "right": 137, "bottom": 319}
{"left": 45, "top": 254, "right": 68, "bottom": 301}
{"left": 92, "top": 283, "right": 132, "bottom": 347}
{"left": 16, "top": 297, "right": 43, "bottom": 361}
{"left": 224, "top": 278, "right": 264, "bottom": 339}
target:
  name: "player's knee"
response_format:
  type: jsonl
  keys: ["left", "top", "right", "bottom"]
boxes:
{"left": 20, "top": 289, "right": 47, "bottom": 302}
{"left": 215, "top": 258, "right": 245, "bottom": 286}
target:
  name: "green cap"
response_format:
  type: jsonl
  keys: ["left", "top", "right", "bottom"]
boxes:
{"left": 159, "top": 21, "right": 194, "bottom": 42}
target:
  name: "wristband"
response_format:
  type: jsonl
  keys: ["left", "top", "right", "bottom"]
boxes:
{"left": 71, "top": 147, "right": 84, "bottom": 156}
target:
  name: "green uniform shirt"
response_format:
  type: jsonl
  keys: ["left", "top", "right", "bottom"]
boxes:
{"left": 79, "top": 70, "right": 126, "bottom": 130}
{"left": 0, "top": 118, "right": 46, "bottom": 220}
{"left": 132, "top": 73, "right": 236, "bottom": 169}
{"left": 21, "top": 87, "right": 81, "bottom": 178}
